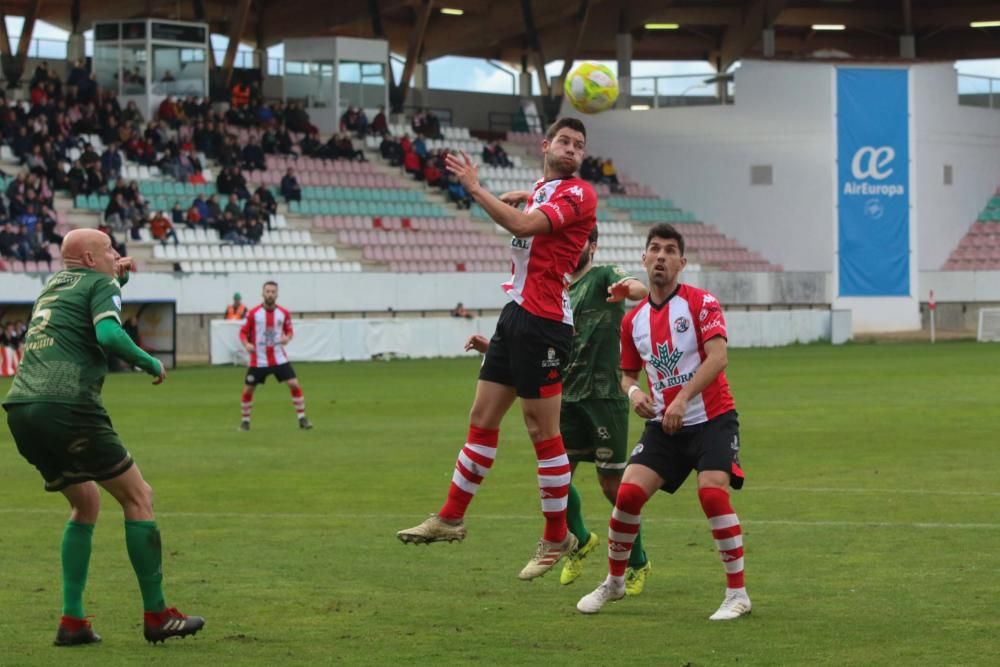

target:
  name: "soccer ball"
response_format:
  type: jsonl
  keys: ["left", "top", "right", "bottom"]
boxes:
{"left": 564, "top": 62, "right": 619, "bottom": 114}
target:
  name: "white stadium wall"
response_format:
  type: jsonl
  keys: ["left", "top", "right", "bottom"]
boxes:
{"left": 578, "top": 60, "right": 837, "bottom": 274}
{"left": 574, "top": 59, "right": 1000, "bottom": 331}
{"left": 911, "top": 64, "right": 1000, "bottom": 271}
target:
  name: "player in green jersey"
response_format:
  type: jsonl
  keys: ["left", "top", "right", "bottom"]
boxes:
{"left": 3, "top": 228, "right": 204, "bottom": 646}
{"left": 465, "top": 225, "right": 650, "bottom": 592}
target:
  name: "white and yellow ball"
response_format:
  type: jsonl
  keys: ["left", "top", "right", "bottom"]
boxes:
{"left": 564, "top": 62, "right": 619, "bottom": 114}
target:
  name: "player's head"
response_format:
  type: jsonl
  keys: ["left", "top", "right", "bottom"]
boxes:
{"left": 575, "top": 225, "right": 599, "bottom": 273}
{"left": 262, "top": 281, "right": 278, "bottom": 308}
{"left": 642, "top": 224, "right": 686, "bottom": 288}
{"left": 61, "top": 228, "right": 119, "bottom": 277}
{"left": 542, "top": 118, "right": 586, "bottom": 177}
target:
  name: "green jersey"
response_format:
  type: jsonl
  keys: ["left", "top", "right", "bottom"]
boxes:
{"left": 563, "top": 264, "right": 632, "bottom": 402}
{"left": 4, "top": 268, "right": 124, "bottom": 407}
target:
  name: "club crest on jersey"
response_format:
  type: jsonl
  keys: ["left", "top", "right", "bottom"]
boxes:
{"left": 541, "top": 347, "right": 560, "bottom": 368}
{"left": 674, "top": 316, "right": 690, "bottom": 333}
{"left": 534, "top": 188, "right": 549, "bottom": 204}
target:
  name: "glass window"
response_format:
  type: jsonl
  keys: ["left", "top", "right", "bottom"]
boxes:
{"left": 339, "top": 60, "right": 386, "bottom": 113}
{"left": 285, "top": 60, "right": 333, "bottom": 107}
{"left": 94, "top": 44, "right": 120, "bottom": 94}
{"left": 121, "top": 45, "right": 147, "bottom": 95}
{"left": 152, "top": 45, "right": 205, "bottom": 96}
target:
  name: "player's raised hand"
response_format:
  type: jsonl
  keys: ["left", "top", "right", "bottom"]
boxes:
{"left": 661, "top": 396, "right": 687, "bottom": 434}
{"left": 115, "top": 257, "right": 137, "bottom": 279}
{"left": 464, "top": 334, "right": 489, "bottom": 353}
{"left": 499, "top": 190, "right": 531, "bottom": 207}
{"left": 607, "top": 280, "right": 631, "bottom": 303}
{"left": 445, "top": 150, "right": 480, "bottom": 192}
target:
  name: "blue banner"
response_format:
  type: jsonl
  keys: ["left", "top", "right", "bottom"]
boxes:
{"left": 837, "top": 68, "right": 910, "bottom": 296}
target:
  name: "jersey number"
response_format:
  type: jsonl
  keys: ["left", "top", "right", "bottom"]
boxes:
{"left": 26, "top": 295, "right": 59, "bottom": 339}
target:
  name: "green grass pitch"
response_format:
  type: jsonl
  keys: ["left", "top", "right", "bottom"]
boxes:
{"left": 0, "top": 341, "right": 998, "bottom": 665}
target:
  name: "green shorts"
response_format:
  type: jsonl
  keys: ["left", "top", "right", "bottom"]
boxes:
{"left": 5, "top": 402, "right": 134, "bottom": 492}
{"left": 560, "top": 398, "right": 630, "bottom": 476}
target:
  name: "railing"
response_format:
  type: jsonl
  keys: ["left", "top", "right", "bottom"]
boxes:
{"left": 402, "top": 105, "right": 453, "bottom": 126}
{"left": 957, "top": 73, "right": 1000, "bottom": 110}
{"left": 629, "top": 73, "right": 734, "bottom": 108}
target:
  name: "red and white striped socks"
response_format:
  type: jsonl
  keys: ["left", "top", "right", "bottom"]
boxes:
{"left": 290, "top": 385, "right": 306, "bottom": 419}
{"left": 439, "top": 426, "right": 499, "bottom": 520}
{"left": 698, "top": 486, "right": 746, "bottom": 591}
{"left": 534, "top": 435, "right": 571, "bottom": 542}
{"left": 607, "top": 483, "right": 648, "bottom": 587}
{"left": 240, "top": 389, "right": 253, "bottom": 423}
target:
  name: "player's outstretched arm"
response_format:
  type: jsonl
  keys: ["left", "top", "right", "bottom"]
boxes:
{"left": 661, "top": 336, "right": 727, "bottom": 434}
{"left": 95, "top": 318, "right": 164, "bottom": 384}
{"left": 445, "top": 151, "right": 550, "bottom": 237}
{"left": 607, "top": 277, "right": 648, "bottom": 303}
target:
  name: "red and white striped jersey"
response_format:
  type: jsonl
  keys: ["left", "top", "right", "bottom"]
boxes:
{"left": 621, "top": 284, "right": 735, "bottom": 425}
{"left": 503, "top": 177, "right": 597, "bottom": 324}
{"left": 240, "top": 304, "right": 293, "bottom": 368}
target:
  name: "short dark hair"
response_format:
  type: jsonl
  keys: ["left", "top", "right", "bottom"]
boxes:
{"left": 545, "top": 117, "right": 586, "bottom": 142}
{"left": 588, "top": 224, "right": 599, "bottom": 243}
{"left": 263, "top": 280, "right": 278, "bottom": 289}
{"left": 645, "top": 223, "right": 685, "bottom": 256}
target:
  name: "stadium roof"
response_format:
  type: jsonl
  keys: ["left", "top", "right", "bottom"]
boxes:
{"left": 16, "top": 0, "right": 1000, "bottom": 71}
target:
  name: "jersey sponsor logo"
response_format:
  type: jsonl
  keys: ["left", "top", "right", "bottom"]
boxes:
{"left": 511, "top": 237, "right": 531, "bottom": 249}
{"left": 560, "top": 193, "right": 581, "bottom": 216}
{"left": 541, "top": 202, "right": 566, "bottom": 225}
{"left": 674, "top": 316, "right": 690, "bottom": 333}
{"left": 567, "top": 185, "right": 585, "bottom": 201}
{"left": 653, "top": 372, "right": 694, "bottom": 391}
{"left": 596, "top": 429, "right": 611, "bottom": 443}
{"left": 704, "top": 315, "right": 723, "bottom": 331}
{"left": 631, "top": 442, "right": 644, "bottom": 456}
{"left": 263, "top": 327, "right": 279, "bottom": 345}
{"left": 649, "top": 342, "right": 682, "bottom": 377}
{"left": 48, "top": 272, "right": 84, "bottom": 291}
{"left": 112, "top": 296, "right": 121, "bottom": 311}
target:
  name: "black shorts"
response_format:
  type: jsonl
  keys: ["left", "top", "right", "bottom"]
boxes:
{"left": 244, "top": 363, "right": 296, "bottom": 386}
{"left": 628, "top": 410, "right": 745, "bottom": 494}
{"left": 479, "top": 301, "right": 572, "bottom": 399}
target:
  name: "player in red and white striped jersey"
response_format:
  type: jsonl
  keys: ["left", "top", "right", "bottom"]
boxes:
{"left": 397, "top": 118, "right": 597, "bottom": 580}
{"left": 237, "top": 281, "right": 312, "bottom": 431}
{"left": 577, "top": 224, "right": 751, "bottom": 620}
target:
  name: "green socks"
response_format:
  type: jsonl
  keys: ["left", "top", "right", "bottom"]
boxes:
{"left": 566, "top": 483, "right": 591, "bottom": 545}
{"left": 124, "top": 520, "right": 166, "bottom": 612}
{"left": 629, "top": 523, "right": 648, "bottom": 568}
{"left": 61, "top": 521, "right": 94, "bottom": 618}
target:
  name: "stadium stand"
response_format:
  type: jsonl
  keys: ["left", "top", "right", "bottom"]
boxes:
{"left": 942, "top": 193, "right": 1000, "bottom": 271}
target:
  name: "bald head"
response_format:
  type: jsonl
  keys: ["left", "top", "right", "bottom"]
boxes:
{"left": 63, "top": 228, "right": 118, "bottom": 276}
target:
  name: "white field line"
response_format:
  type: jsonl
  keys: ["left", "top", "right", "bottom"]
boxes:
{"left": 749, "top": 486, "right": 1000, "bottom": 498}
{"left": 0, "top": 507, "right": 997, "bottom": 529}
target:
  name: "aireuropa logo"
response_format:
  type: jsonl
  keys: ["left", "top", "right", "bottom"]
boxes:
{"left": 843, "top": 145, "right": 904, "bottom": 198}
{"left": 851, "top": 146, "right": 895, "bottom": 180}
